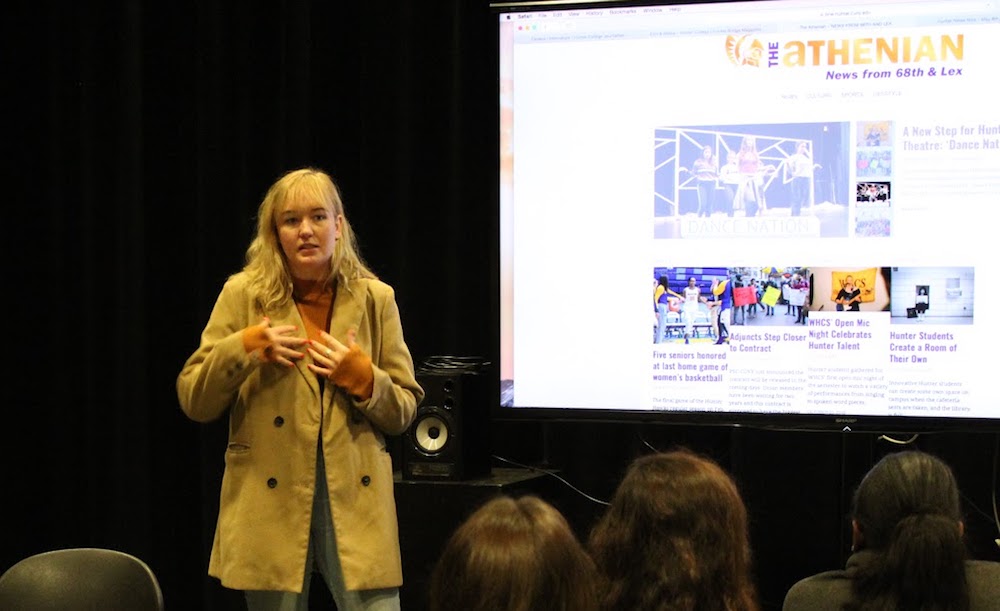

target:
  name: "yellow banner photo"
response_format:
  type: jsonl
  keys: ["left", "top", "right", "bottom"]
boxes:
{"left": 830, "top": 268, "right": 877, "bottom": 303}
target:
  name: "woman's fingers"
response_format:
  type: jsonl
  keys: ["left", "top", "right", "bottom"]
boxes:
{"left": 307, "top": 343, "right": 339, "bottom": 367}
{"left": 319, "top": 331, "right": 347, "bottom": 352}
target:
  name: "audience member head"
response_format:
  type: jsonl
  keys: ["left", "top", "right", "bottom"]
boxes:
{"left": 588, "top": 449, "right": 758, "bottom": 611}
{"left": 849, "top": 450, "right": 969, "bottom": 610}
{"left": 429, "top": 495, "right": 598, "bottom": 611}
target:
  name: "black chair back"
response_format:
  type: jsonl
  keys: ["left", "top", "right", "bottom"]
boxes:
{"left": 0, "top": 547, "right": 164, "bottom": 611}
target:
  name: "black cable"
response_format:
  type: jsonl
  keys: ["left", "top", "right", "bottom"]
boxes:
{"left": 416, "top": 355, "right": 491, "bottom": 375}
{"left": 637, "top": 429, "right": 659, "bottom": 453}
{"left": 492, "top": 454, "right": 609, "bottom": 506}
{"left": 960, "top": 492, "right": 997, "bottom": 527}
{"left": 877, "top": 433, "right": 920, "bottom": 445}
{"left": 992, "top": 433, "right": 1000, "bottom": 550}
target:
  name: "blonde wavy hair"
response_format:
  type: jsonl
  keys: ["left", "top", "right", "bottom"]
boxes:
{"left": 238, "top": 167, "right": 375, "bottom": 312}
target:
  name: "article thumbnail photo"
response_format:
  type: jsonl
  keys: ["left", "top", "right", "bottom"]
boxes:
{"left": 857, "top": 120, "right": 893, "bottom": 148}
{"left": 856, "top": 148, "right": 892, "bottom": 178}
{"left": 652, "top": 266, "right": 812, "bottom": 345}
{"left": 889, "top": 267, "right": 974, "bottom": 325}
{"left": 855, "top": 181, "right": 892, "bottom": 238}
{"left": 808, "top": 267, "right": 892, "bottom": 314}
{"left": 653, "top": 122, "right": 851, "bottom": 240}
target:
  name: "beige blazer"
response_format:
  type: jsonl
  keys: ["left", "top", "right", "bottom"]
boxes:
{"left": 177, "top": 273, "right": 423, "bottom": 592}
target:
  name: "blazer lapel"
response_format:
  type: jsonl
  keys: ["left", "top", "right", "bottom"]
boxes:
{"left": 328, "top": 279, "right": 366, "bottom": 345}
{"left": 323, "top": 280, "right": 366, "bottom": 407}
{"left": 269, "top": 299, "right": 321, "bottom": 399}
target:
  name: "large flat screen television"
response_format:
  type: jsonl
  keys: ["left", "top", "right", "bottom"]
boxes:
{"left": 494, "top": 0, "right": 1000, "bottom": 431}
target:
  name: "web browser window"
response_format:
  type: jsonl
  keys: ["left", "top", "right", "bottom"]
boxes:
{"left": 498, "top": 0, "right": 999, "bottom": 423}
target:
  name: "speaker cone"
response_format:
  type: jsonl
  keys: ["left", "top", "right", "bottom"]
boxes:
{"left": 414, "top": 414, "right": 450, "bottom": 454}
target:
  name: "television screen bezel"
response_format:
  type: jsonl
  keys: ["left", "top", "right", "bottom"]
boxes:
{"left": 487, "top": 0, "right": 1000, "bottom": 434}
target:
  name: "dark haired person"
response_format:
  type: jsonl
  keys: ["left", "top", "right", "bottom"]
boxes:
{"left": 681, "top": 277, "right": 708, "bottom": 344}
{"left": 177, "top": 168, "right": 423, "bottom": 610}
{"left": 789, "top": 273, "right": 808, "bottom": 323}
{"left": 747, "top": 279, "right": 760, "bottom": 319}
{"left": 783, "top": 451, "right": 1000, "bottom": 611}
{"left": 654, "top": 276, "right": 682, "bottom": 344}
{"left": 710, "top": 276, "right": 733, "bottom": 344}
{"left": 589, "top": 449, "right": 759, "bottom": 611}
{"left": 836, "top": 275, "right": 862, "bottom": 312}
{"left": 763, "top": 278, "right": 777, "bottom": 316}
{"left": 429, "top": 495, "right": 598, "bottom": 611}
{"left": 732, "top": 276, "right": 746, "bottom": 325}
{"left": 796, "top": 272, "right": 813, "bottom": 325}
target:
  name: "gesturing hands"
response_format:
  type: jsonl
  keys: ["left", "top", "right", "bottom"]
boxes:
{"left": 308, "top": 328, "right": 375, "bottom": 399}
{"left": 307, "top": 329, "right": 358, "bottom": 380}
{"left": 253, "top": 317, "right": 307, "bottom": 367}
{"left": 247, "top": 320, "right": 371, "bottom": 395}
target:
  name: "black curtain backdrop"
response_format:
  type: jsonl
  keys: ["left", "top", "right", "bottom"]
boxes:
{"left": 5, "top": 2, "right": 999, "bottom": 611}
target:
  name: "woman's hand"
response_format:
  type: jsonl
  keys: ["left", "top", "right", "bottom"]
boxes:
{"left": 250, "top": 317, "right": 307, "bottom": 367}
{"left": 308, "top": 329, "right": 375, "bottom": 399}
{"left": 307, "top": 329, "right": 356, "bottom": 380}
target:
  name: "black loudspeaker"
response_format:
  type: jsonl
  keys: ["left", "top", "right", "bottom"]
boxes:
{"left": 402, "top": 371, "right": 492, "bottom": 481}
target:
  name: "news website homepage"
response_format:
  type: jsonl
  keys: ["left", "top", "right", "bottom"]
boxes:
{"left": 499, "top": 0, "right": 998, "bottom": 422}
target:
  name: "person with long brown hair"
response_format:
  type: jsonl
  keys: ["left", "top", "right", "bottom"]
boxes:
{"left": 783, "top": 450, "right": 1000, "bottom": 611}
{"left": 429, "top": 495, "right": 598, "bottom": 611}
{"left": 588, "top": 449, "right": 759, "bottom": 611}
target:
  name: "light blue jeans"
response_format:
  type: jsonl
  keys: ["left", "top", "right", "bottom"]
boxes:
{"left": 245, "top": 449, "right": 400, "bottom": 611}
{"left": 656, "top": 303, "right": 669, "bottom": 343}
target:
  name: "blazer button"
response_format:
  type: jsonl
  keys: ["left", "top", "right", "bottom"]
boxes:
{"left": 361, "top": 475, "right": 371, "bottom": 486}
{"left": 274, "top": 416, "right": 285, "bottom": 427}
{"left": 267, "top": 478, "right": 278, "bottom": 489}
